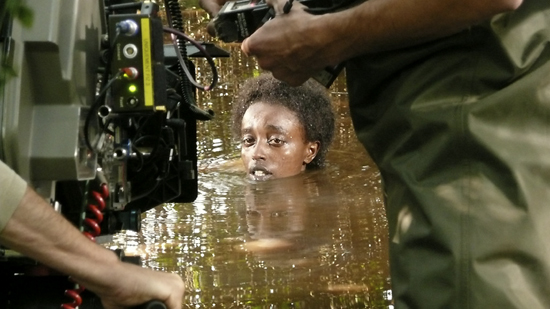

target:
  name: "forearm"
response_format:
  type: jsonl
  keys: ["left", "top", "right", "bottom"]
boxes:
{"left": 0, "top": 186, "right": 119, "bottom": 281}
{"left": 321, "top": 0, "right": 522, "bottom": 62}
{"left": 0, "top": 185, "right": 184, "bottom": 308}
{"left": 241, "top": 0, "right": 522, "bottom": 85}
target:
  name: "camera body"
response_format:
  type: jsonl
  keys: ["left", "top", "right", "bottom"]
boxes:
{"left": 0, "top": 0, "right": 229, "bottom": 232}
{"left": 0, "top": 0, "right": 227, "bottom": 253}
{"left": 0, "top": 0, "right": 184, "bottom": 233}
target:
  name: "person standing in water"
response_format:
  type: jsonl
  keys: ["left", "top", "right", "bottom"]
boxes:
{"left": 232, "top": 74, "right": 335, "bottom": 181}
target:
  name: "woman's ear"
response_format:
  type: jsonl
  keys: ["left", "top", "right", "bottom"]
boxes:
{"left": 303, "top": 141, "right": 320, "bottom": 164}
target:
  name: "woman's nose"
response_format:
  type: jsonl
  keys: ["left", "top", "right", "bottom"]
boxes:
{"left": 251, "top": 143, "right": 266, "bottom": 161}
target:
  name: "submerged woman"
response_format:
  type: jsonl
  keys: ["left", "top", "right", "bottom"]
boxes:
{"left": 232, "top": 74, "right": 335, "bottom": 181}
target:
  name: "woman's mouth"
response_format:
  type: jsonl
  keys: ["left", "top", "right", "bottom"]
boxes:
{"left": 248, "top": 166, "right": 273, "bottom": 181}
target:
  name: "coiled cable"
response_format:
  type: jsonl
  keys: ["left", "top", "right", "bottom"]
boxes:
{"left": 61, "top": 182, "right": 108, "bottom": 308}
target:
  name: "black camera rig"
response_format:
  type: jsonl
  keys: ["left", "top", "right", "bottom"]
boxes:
{"left": 0, "top": 0, "right": 227, "bottom": 307}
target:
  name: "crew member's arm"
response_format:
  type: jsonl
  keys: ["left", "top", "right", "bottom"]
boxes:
{"left": 241, "top": 0, "right": 523, "bottom": 85}
{"left": 0, "top": 161, "right": 184, "bottom": 309}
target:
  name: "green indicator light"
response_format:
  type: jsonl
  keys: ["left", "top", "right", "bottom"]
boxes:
{"left": 128, "top": 84, "right": 137, "bottom": 93}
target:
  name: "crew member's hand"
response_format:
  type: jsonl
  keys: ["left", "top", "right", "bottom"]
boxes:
{"left": 76, "top": 261, "right": 184, "bottom": 309}
{"left": 199, "top": 0, "right": 228, "bottom": 17}
{"left": 241, "top": 0, "right": 338, "bottom": 86}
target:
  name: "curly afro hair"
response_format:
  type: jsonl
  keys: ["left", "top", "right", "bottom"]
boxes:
{"left": 232, "top": 74, "right": 335, "bottom": 169}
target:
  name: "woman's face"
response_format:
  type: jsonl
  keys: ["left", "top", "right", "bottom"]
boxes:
{"left": 240, "top": 102, "right": 319, "bottom": 181}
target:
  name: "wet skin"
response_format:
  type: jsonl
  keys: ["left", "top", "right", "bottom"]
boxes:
{"left": 240, "top": 102, "right": 319, "bottom": 181}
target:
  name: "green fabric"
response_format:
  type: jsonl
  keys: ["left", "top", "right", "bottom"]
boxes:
{"left": 346, "top": 1, "right": 550, "bottom": 308}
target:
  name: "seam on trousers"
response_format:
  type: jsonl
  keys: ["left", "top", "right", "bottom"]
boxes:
{"left": 457, "top": 28, "right": 482, "bottom": 309}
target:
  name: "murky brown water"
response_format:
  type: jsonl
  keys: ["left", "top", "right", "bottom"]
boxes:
{"left": 107, "top": 4, "right": 392, "bottom": 308}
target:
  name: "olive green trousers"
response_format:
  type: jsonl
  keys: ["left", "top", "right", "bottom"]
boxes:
{"left": 346, "top": 1, "right": 550, "bottom": 307}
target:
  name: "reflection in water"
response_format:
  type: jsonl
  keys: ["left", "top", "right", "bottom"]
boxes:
{"left": 107, "top": 4, "right": 391, "bottom": 308}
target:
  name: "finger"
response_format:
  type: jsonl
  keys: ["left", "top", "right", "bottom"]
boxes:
{"left": 270, "top": 69, "right": 310, "bottom": 86}
{"left": 165, "top": 274, "right": 185, "bottom": 309}
{"left": 241, "top": 38, "right": 251, "bottom": 56}
{"left": 199, "top": 0, "right": 231, "bottom": 17}
{"left": 206, "top": 20, "right": 217, "bottom": 37}
{"left": 198, "top": 0, "right": 221, "bottom": 17}
{"left": 165, "top": 297, "right": 182, "bottom": 309}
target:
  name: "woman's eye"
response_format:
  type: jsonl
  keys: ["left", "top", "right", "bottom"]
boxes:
{"left": 242, "top": 137, "right": 255, "bottom": 146}
{"left": 268, "top": 138, "right": 284, "bottom": 146}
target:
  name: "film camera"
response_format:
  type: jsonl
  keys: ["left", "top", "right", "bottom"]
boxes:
{"left": 0, "top": 0, "right": 227, "bottom": 307}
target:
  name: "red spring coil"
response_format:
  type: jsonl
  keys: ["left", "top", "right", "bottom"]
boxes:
{"left": 83, "top": 189, "right": 107, "bottom": 242}
{"left": 61, "top": 286, "right": 84, "bottom": 309}
{"left": 62, "top": 183, "right": 109, "bottom": 308}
